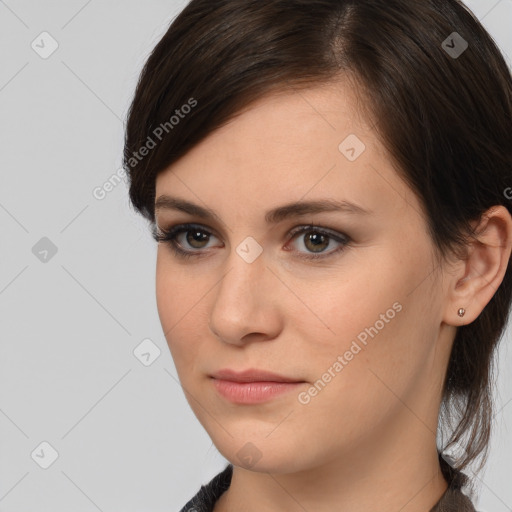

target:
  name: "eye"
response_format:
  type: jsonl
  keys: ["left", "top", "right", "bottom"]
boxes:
{"left": 287, "top": 225, "right": 350, "bottom": 260}
{"left": 153, "top": 223, "right": 350, "bottom": 261}
{"left": 152, "top": 223, "right": 222, "bottom": 260}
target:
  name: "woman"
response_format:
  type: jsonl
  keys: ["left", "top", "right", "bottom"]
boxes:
{"left": 123, "top": 0, "right": 512, "bottom": 510}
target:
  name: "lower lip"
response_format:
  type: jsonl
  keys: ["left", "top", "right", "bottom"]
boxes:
{"left": 211, "top": 378, "right": 304, "bottom": 404}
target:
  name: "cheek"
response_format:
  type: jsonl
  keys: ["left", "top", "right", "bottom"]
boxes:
{"left": 287, "top": 265, "right": 400, "bottom": 353}
{"left": 155, "top": 261, "right": 178, "bottom": 337}
{"left": 155, "top": 257, "right": 199, "bottom": 366}
{"left": 291, "top": 255, "right": 428, "bottom": 397}
{"left": 155, "top": 251, "right": 207, "bottom": 330}
{"left": 307, "top": 292, "right": 436, "bottom": 430}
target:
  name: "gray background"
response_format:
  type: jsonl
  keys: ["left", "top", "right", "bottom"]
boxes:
{"left": 0, "top": 1, "right": 511, "bottom": 511}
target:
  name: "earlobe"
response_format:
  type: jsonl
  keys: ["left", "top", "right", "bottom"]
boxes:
{"left": 444, "top": 205, "right": 512, "bottom": 326}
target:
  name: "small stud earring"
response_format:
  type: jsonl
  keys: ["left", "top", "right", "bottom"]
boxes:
{"left": 457, "top": 308, "right": 465, "bottom": 317}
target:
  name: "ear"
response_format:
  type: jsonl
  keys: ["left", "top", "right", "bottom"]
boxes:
{"left": 443, "top": 205, "right": 512, "bottom": 326}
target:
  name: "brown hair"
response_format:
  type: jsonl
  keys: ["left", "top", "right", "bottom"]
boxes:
{"left": 123, "top": 0, "right": 512, "bottom": 478}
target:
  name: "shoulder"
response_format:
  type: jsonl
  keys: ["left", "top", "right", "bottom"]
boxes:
{"left": 431, "top": 459, "right": 477, "bottom": 512}
{"left": 431, "top": 483, "right": 477, "bottom": 512}
{"left": 178, "top": 464, "right": 233, "bottom": 512}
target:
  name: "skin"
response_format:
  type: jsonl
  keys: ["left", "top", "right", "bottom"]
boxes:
{"left": 153, "top": 80, "right": 512, "bottom": 512}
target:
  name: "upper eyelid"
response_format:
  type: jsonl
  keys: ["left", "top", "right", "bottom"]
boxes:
{"left": 288, "top": 224, "right": 346, "bottom": 239}
{"left": 162, "top": 222, "right": 343, "bottom": 235}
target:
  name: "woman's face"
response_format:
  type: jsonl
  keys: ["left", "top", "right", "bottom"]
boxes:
{"left": 154, "top": 81, "right": 456, "bottom": 473}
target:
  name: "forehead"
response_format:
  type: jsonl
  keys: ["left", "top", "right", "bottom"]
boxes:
{"left": 171, "top": 80, "right": 367, "bottom": 163}
{"left": 154, "top": 81, "right": 416, "bottom": 225}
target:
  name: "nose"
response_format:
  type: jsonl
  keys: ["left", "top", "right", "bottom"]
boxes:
{"left": 208, "top": 246, "right": 283, "bottom": 346}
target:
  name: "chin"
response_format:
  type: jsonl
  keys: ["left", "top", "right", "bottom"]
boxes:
{"left": 212, "top": 435, "right": 314, "bottom": 474}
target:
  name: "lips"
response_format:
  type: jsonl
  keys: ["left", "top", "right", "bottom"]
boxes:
{"left": 210, "top": 368, "right": 304, "bottom": 383}
{"left": 210, "top": 369, "right": 306, "bottom": 404}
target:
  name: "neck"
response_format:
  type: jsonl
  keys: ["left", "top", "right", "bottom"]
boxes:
{"left": 214, "top": 420, "right": 449, "bottom": 512}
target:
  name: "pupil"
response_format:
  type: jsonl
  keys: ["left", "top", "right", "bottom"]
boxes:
{"left": 306, "top": 232, "right": 328, "bottom": 252}
{"left": 187, "top": 230, "right": 208, "bottom": 248}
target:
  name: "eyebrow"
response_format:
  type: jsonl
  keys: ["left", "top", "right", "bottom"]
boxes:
{"left": 155, "top": 195, "right": 373, "bottom": 224}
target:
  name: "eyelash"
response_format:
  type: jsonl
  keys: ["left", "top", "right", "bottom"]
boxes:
{"left": 152, "top": 223, "right": 351, "bottom": 261}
